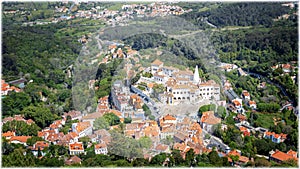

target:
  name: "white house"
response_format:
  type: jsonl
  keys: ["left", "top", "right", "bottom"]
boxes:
{"left": 248, "top": 100, "right": 257, "bottom": 109}
{"left": 94, "top": 143, "right": 108, "bottom": 155}
{"left": 242, "top": 90, "right": 250, "bottom": 100}
{"left": 151, "top": 59, "right": 164, "bottom": 74}
{"left": 69, "top": 142, "right": 85, "bottom": 155}
{"left": 199, "top": 80, "right": 220, "bottom": 100}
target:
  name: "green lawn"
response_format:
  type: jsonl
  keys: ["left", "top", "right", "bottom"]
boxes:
{"left": 253, "top": 112, "right": 281, "bottom": 129}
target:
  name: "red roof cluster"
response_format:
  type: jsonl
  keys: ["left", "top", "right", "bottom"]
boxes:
{"left": 2, "top": 115, "right": 34, "bottom": 125}
{"left": 227, "top": 149, "right": 249, "bottom": 164}
{"left": 271, "top": 149, "right": 298, "bottom": 162}
{"left": 265, "top": 131, "right": 287, "bottom": 140}
{"left": 31, "top": 141, "right": 49, "bottom": 151}
{"left": 1, "top": 80, "right": 21, "bottom": 94}
{"left": 200, "top": 111, "right": 221, "bottom": 125}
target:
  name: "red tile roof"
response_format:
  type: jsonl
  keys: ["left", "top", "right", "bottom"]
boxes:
{"left": 10, "top": 136, "right": 31, "bottom": 143}
{"left": 242, "top": 90, "right": 250, "bottom": 97}
{"left": 287, "top": 149, "right": 298, "bottom": 158}
{"left": 69, "top": 142, "right": 84, "bottom": 151}
{"left": 249, "top": 100, "right": 256, "bottom": 105}
{"left": 155, "top": 144, "right": 169, "bottom": 152}
{"left": 163, "top": 114, "right": 176, "bottom": 121}
{"left": 144, "top": 125, "right": 160, "bottom": 137}
{"left": 271, "top": 150, "right": 298, "bottom": 162}
{"left": 233, "top": 100, "right": 241, "bottom": 106}
{"left": 173, "top": 142, "right": 187, "bottom": 152}
{"left": 239, "top": 126, "right": 248, "bottom": 132}
{"left": 2, "top": 131, "right": 15, "bottom": 137}
{"left": 200, "top": 111, "right": 221, "bottom": 125}
{"left": 282, "top": 64, "right": 293, "bottom": 70}
{"left": 265, "top": 131, "right": 287, "bottom": 140}
{"left": 95, "top": 143, "right": 107, "bottom": 149}
{"left": 76, "top": 121, "right": 91, "bottom": 133}
{"left": 32, "top": 141, "right": 49, "bottom": 151}
{"left": 227, "top": 149, "right": 249, "bottom": 163}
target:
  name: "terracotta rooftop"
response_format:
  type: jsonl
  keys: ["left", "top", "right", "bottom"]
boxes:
{"left": 200, "top": 111, "right": 221, "bottom": 125}
{"left": 32, "top": 141, "right": 49, "bottom": 151}
{"left": 265, "top": 131, "right": 287, "bottom": 139}
{"left": 163, "top": 114, "right": 176, "bottom": 121}
{"left": 151, "top": 59, "right": 163, "bottom": 66}
{"left": 10, "top": 136, "right": 31, "bottom": 143}
{"left": 95, "top": 143, "right": 107, "bottom": 149}
{"left": 249, "top": 100, "right": 256, "bottom": 105}
{"left": 82, "top": 112, "right": 103, "bottom": 120}
{"left": 232, "top": 100, "right": 241, "bottom": 106}
{"left": 76, "top": 121, "right": 91, "bottom": 133}
{"left": 155, "top": 144, "right": 169, "bottom": 152}
{"left": 287, "top": 149, "right": 298, "bottom": 158}
{"left": 144, "top": 125, "right": 160, "bottom": 137}
{"left": 242, "top": 90, "right": 250, "bottom": 97}
{"left": 107, "top": 109, "right": 122, "bottom": 118}
{"left": 199, "top": 80, "right": 219, "bottom": 87}
{"left": 282, "top": 64, "right": 293, "bottom": 70}
{"left": 271, "top": 149, "right": 298, "bottom": 162}
{"left": 227, "top": 149, "right": 249, "bottom": 163}
{"left": 239, "top": 126, "right": 249, "bottom": 132}
{"left": 236, "top": 114, "right": 247, "bottom": 121}
{"left": 173, "top": 142, "right": 187, "bottom": 152}
{"left": 2, "top": 131, "right": 15, "bottom": 137}
{"left": 190, "top": 122, "right": 202, "bottom": 132}
{"left": 147, "top": 83, "right": 155, "bottom": 88}
{"left": 69, "top": 142, "right": 84, "bottom": 151}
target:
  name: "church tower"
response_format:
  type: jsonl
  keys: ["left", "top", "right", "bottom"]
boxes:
{"left": 193, "top": 65, "right": 200, "bottom": 84}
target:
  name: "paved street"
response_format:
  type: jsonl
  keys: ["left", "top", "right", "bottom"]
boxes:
{"left": 156, "top": 99, "right": 211, "bottom": 117}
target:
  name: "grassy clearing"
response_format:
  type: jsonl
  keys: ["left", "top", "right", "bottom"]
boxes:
{"left": 254, "top": 112, "right": 281, "bottom": 129}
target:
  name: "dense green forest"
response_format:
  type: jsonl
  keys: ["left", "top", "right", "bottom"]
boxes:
{"left": 180, "top": 2, "right": 293, "bottom": 28}
{"left": 123, "top": 33, "right": 206, "bottom": 72}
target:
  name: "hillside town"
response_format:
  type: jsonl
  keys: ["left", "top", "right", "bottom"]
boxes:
{"left": 1, "top": 1, "right": 298, "bottom": 168}
{"left": 18, "top": 2, "right": 192, "bottom": 27}
{"left": 2, "top": 40, "right": 298, "bottom": 167}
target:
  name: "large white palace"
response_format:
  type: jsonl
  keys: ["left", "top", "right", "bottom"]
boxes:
{"left": 147, "top": 59, "right": 220, "bottom": 105}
